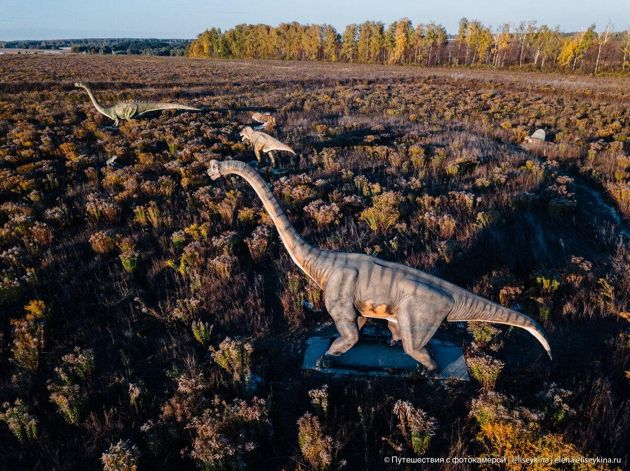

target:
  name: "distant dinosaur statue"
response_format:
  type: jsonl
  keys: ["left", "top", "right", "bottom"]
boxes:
{"left": 251, "top": 112, "right": 276, "bottom": 130}
{"left": 207, "top": 160, "right": 552, "bottom": 371}
{"left": 74, "top": 82, "right": 199, "bottom": 127}
{"left": 240, "top": 126, "right": 296, "bottom": 167}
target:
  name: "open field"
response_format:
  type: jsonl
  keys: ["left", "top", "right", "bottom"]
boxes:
{"left": 0, "top": 54, "right": 628, "bottom": 469}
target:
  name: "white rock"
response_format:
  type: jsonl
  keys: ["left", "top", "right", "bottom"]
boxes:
{"left": 530, "top": 129, "right": 546, "bottom": 142}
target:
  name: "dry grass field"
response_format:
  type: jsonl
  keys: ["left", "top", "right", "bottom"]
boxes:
{"left": 0, "top": 54, "right": 628, "bottom": 470}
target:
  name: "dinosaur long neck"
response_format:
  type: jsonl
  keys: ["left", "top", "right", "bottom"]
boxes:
{"left": 222, "top": 161, "right": 330, "bottom": 288}
{"left": 80, "top": 85, "right": 111, "bottom": 118}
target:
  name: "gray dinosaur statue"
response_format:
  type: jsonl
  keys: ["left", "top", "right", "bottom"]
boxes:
{"left": 240, "top": 126, "right": 296, "bottom": 167}
{"left": 74, "top": 82, "right": 199, "bottom": 127}
{"left": 207, "top": 159, "right": 552, "bottom": 371}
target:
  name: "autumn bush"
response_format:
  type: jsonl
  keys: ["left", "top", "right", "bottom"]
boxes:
{"left": 303, "top": 199, "right": 341, "bottom": 228}
{"left": 89, "top": 230, "right": 117, "bottom": 254}
{"left": 187, "top": 396, "right": 270, "bottom": 469}
{"left": 210, "top": 337, "right": 254, "bottom": 387}
{"left": 48, "top": 347, "right": 94, "bottom": 425}
{"left": 101, "top": 440, "right": 140, "bottom": 471}
{"left": 468, "top": 353, "right": 505, "bottom": 390}
{"left": 0, "top": 399, "right": 38, "bottom": 442}
{"left": 469, "top": 392, "right": 594, "bottom": 470}
{"left": 308, "top": 385, "right": 329, "bottom": 417}
{"left": 297, "top": 413, "right": 334, "bottom": 471}
{"left": 10, "top": 300, "right": 46, "bottom": 372}
{"left": 360, "top": 191, "right": 402, "bottom": 234}
{"left": 244, "top": 225, "right": 273, "bottom": 261}
{"left": 392, "top": 400, "right": 437, "bottom": 456}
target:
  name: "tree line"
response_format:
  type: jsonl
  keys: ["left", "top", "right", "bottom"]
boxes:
{"left": 187, "top": 19, "right": 630, "bottom": 74}
{"left": 1, "top": 39, "right": 188, "bottom": 56}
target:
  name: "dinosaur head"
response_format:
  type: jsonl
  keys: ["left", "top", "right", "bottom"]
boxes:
{"left": 207, "top": 160, "right": 224, "bottom": 180}
{"left": 74, "top": 82, "right": 85, "bottom": 88}
{"left": 240, "top": 126, "right": 254, "bottom": 142}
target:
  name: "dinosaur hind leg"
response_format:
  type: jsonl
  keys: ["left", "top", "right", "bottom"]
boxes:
{"left": 267, "top": 151, "right": 277, "bottom": 167}
{"left": 327, "top": 318, "right": 359, "bottom": 356}
{"left": 397, "top": 296, "right": 449, "bottom": 371}
{"left": 254, "top": 145, "right": 263, "bottom": 165}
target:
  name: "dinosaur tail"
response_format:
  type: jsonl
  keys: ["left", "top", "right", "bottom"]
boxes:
{"left": 274, "top": 142, "right": 296, "bottom": 154}
{"left": 137, "top": 102, "right": 200, "bottom": 114}
{"left": 446, "top": 289, "right": 552, "bottom": 359}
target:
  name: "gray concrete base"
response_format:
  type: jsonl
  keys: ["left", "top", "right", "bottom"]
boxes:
{"left": 302, "top": 336, "right": 469, "bottom": 380}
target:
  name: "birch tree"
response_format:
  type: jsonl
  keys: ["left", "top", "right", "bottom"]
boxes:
{"left": 594, "top": 23, "right": 611, "bottom": 74}
{"left": 341, "top": 24, "right": 358, "bottom": 62}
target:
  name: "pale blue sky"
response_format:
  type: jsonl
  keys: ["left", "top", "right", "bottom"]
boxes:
{"left": 1, "top": 0, "right": 627, "bottom": 40}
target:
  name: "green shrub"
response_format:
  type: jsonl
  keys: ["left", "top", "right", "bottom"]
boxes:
{"left": 191, "top": 320, "right": 213, "bottom": 347}
{"left": 210, "top": 337, "right": 253, "bottom": 386}
{"left": 0, "top": 399, "right": 38, "bottom": 442}
{"left": 48, "top": 347, "right": 94, "bottom": 425}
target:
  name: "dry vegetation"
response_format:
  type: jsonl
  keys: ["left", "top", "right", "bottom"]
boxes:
{"left": 0, "top": 54, "right": 628, "bottom": 470}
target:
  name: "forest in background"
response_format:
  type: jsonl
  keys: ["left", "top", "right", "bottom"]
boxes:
{"left": 0, "top": 39, "right": 188, "bottom": 56}
{"left": 187, "top": 18, "right": 630, "bottom": 74}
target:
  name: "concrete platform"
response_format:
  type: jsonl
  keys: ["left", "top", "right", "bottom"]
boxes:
{"left": 302, "top": 336, "right": 469, "bottom": 380}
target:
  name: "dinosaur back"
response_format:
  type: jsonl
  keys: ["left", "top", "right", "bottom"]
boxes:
{"left": 257, "top": 133, "right": 296, "bottom": 154}
{"left": 113, "top": 102, "right": 139, "bottom": 119}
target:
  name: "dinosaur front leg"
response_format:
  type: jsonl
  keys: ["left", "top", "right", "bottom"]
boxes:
{"left": 104, "top": 118, "right": 119, "bottom": 130}
{"left": 387, "top": 321, "right": 401, "bottom": 345}
{"left": 322, "top": 269, "right": 360, "bottom": 357}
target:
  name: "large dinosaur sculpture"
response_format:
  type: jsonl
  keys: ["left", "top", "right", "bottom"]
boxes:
{"left": 74, "top": 82, "right": 199, "bottom": 127}
{"left": 207, "top": 160, "right": 552, "bottom": 371}
{"left": 240, "top": 126, "right": 296, "bottom": 167}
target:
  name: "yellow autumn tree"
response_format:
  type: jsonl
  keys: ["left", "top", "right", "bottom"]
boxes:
{"left": 494, "top": 24, "right": 511, "bottom": 67}
{"left": 322, "top": 25, "right": 339, "bottom": 61}
{"left": 622, "top": 31, "right": 630, "bottom": 71}
{"left": 558, "top": 25, "right": 597, "bottom": 71}
{"left": 455, "top": 17, "right": 469, "bottom": 65}
{"left": 390, "top": 18, "right": 413, "bottom": 64}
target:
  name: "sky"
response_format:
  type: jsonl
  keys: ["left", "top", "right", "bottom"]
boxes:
{"left": 1, "top": 0, "right": 628, "bottom": 40}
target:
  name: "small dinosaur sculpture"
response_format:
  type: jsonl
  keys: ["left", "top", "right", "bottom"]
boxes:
{"left": 252, "top": 112, "right": 276, "bottom": 129}
{"left": 207, "top": 160, "right": 552, "bottom": 371}
{"left": 240, "top": 126, "right": 296, "bottom": 167}
{"left": 74, "top": 82, "right": 199, "bottom": 127}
